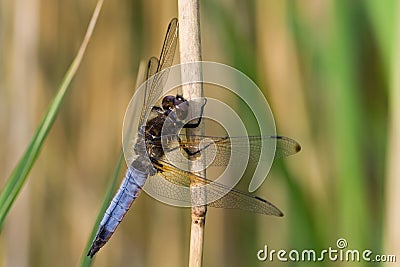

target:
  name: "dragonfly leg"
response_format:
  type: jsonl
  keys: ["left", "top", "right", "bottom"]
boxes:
{"left": 182, "top": 98, "right": 207, "bottom": 128}
{"left": 181, "top": 136, "right": 229, "bottom": 157}
{"left": 151, "top": 106, "right": 164, "bottom": 114}
{"left": 182, "top": 147, "right": 201, "bottom": 156}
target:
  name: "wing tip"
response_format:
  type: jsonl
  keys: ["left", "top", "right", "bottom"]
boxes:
{"left": 171, "top": 17, "right": 178, "bottom": 24}
{"left": 254, "top": 196, "right": 284, "bottom": 217}
{"left": 274, "top": 135, "right": 302, "bottom": 155}
{"left": 168, "top": 18, "right": 179, "bottom": 33}
{"left": 295, "top": 142, "right": 302, "bottom": 153}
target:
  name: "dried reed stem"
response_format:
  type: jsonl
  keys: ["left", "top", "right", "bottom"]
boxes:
{"left": 177, "top": 1, "right": 206, "bottom": 266}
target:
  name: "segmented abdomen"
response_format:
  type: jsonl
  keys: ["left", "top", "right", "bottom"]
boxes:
{"left": 87, "top": 165, "right": 148, "bottom": 257}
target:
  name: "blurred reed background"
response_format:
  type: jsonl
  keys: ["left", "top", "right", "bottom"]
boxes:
{"left": 0, "top": 0, "right": 399, "bottom": 266}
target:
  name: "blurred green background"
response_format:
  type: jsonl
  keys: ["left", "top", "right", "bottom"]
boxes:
{"left": 0, "top": 0, "right": 399, "bottom": 266}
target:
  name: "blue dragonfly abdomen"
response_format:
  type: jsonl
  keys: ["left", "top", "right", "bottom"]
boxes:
{"left": 87, "top": 163, "right": 149, "bottom": 257}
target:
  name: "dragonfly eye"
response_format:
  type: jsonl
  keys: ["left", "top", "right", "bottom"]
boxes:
{"left": 175, "top": 94, "right": 184, "bottom": 101}
{"left": 162, "top": 95, "right": 175, "bottom": 111}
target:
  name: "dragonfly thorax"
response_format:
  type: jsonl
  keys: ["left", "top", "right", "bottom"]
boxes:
{"left": 143, "top": 95, "right": 192, "bottom": 159}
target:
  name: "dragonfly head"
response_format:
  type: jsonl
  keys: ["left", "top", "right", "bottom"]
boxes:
{"left": 162, "top": 95, "right": 189, "bottom": 120}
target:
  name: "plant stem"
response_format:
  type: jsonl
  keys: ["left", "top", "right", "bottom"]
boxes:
{"left": 177, "top": 1, "right": 206, "bottom": 266}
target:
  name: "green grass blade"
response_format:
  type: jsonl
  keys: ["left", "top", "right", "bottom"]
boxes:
{"left": 0, "top": 0, "right": 104, "bottom": 228}
{"left": 311, "top": 2, "right": 370, "bottom": 253}
{"left": 79, "top": 151, "right": 125, "bottom": 267}
{"left": 365, "top": 0, "right": 397, "bottom": 74}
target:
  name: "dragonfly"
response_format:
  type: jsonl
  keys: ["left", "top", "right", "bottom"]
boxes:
{"left": 87, "top": 18, "right": 301, "bottom": 257}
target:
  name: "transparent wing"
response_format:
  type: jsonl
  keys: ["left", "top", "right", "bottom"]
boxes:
{"left": 138, "top": 18, "right": 179, "bottom": 126}
{"left": 148, "top": 159, "right": 283, "bottom": 216}
{"left": 151, "top": 135, "right": 301, "bottom": 167}
{"left": 274, "top": 136, "right": 302, "bottom": 158}
{"left": 158, "top": 18, "right": 179, "bottom": 72}
{"left": 139, "top": 57, "right": 159, "bottom": 126}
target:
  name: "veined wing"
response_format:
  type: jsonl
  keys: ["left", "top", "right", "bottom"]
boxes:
{"left": 153, "top": 134, "right": 301, "bottom": 167}
{"left": 148, "top": 17, "right": 178, "bottom": 105}
{"left": 139, "top": 18, "right": 179, "bottom": 126}
{"left": 149, "top": 159, "right": 283, "bottom": 216}
{"left": 158, "top": 18, "right": 179, "bottom": 72}
{"left": 139, "top": 57, "right": 159, "bottom": 126}
{"left": 273, "top": 136, "right": 302, "bottom": 158}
